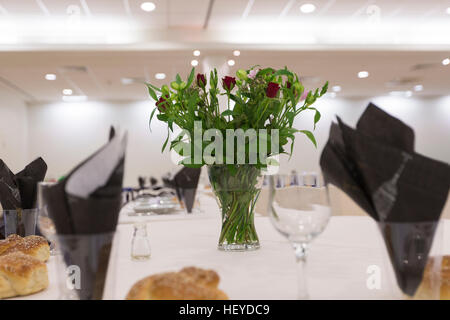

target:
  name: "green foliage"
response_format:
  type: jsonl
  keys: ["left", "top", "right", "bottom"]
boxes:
{"left": 147, "top": 66, "right": 328, "bottom": 168}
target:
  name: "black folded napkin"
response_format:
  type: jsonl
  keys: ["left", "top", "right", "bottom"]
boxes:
{"left": 320, "top": 103, "right": 450, "bottom": 296}
{"left": 41, "top": 127, "right": 127, "bottom": 299}
{"left": 162, "top": 167, "right": 201, "bottom": 213}
{"left": 0, "top": 157, "right": 47, "bottom": 210}
{"left": 0, "top": 158, "right": 47, "bottom": 238}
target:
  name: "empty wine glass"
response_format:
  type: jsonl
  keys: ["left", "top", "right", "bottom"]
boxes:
{"left": 37, "top": 181, "right": 59, "bottom": 255}
{"left": 267, "top": 173, "right": 331, "bottom": 299}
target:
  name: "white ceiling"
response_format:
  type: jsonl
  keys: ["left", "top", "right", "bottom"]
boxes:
{"left": 0, "top": 49, "right": 449, "bottom": 102}
{"left": 0, "top": 1, "right": 449, "bottom": 102}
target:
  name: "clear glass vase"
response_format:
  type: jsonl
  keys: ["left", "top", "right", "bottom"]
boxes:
{"left": 207, "top": 165, "right": 262, "bottom": 251}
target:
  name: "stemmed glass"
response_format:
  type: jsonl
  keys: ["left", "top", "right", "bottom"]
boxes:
{"left": 37, "top": 182, "right": 59, "bottom": 255}
{"left": 267, "top": 173, "right": 331, "bottom": 299}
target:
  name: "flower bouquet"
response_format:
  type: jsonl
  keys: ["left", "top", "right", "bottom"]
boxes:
{"left": 147, "top": 66, "right": 328, "bottom": 251}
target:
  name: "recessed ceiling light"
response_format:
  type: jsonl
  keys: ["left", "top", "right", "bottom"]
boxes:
{"left": 390, "top": 91, "right": 412, "bottom": 98}
{"left": 233, "top": 50, "right": 241, "bottom": 57}
{"left": 191, "top": 59, "right": 199, "bottom": 67}
{"left": 62, "top": 95, "right": 87, "bottom": 102}
{"left": 442, "top": 58, "right": 450, "bottom": 66}
{"left": 45, "top": 73, "right": 56, "bottom": 81}
{"left": 121, "top": 78, "right": 134, "bottom": 85}
{"left": 193, "top": 50, "right": 201, "bottom": 56}
{"left": 414, "top": 84, "right": 423, "bottom": 92}
{"left": 62, "top": 89, "right": 73, "bottom": 95}
{"left": 227, "top": 59, "right": 235, "bottom": 66}
{"left": 155, "top": 73, "right": 166, "bottom": 80}
{"left": 358, "top": 71, "right": 369, "bottom": 78}
{"left": 446, "top": 7, "right": 450, "bottom": 14}
{"left": 300, "top": 3, "right": 316, "bottom": 13}
{"left": 140, "top": 2, "right": 156, "bottom": 12}
{"left": 332, "top": 85, "right": 341, "bottom": 92}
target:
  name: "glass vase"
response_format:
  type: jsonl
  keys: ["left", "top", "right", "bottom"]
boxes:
{"left": 207, "top": 165, "right": 262, "bottom": 251}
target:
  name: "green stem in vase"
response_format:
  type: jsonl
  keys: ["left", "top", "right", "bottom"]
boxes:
{"left": 209, "top": 164, "right": 261, "bottom": 251}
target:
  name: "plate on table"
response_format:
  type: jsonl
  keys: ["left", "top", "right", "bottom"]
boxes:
{"left": 131, "top": 196, "right": 179, "bottom": 215}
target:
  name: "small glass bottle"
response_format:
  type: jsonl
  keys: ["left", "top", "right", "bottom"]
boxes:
{"left": 131, "top": 222, "right": 151, "bottom": 261}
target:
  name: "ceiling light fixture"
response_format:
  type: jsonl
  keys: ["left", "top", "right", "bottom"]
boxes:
{"left": 155, "top": 73, "right": 166, "bottom": 80}
{"left": 414, "top": 84, "right": 423, "bottom": 92}
{"left": 358, "top": 71, "right": 369, "bottom": 79}
{"left": 227, "top": 59, "right": 235, "bottom": 66}
{"left": 300, "top": 3, "right": 316, "bottom": 13}
{"left": 233, "top": 50, "right": 241, "bottom": 57}
{"left": 446, "top": 7, "right": 450, "bottom": 14}
{"left": 405, "top": 90, "right": 412, "bottom": 98}
{"left": 140, "top": 2, "right": 156, "bottom": 12}
{"left": 62, "top": 89, "right": 73, "bottom": 95}
{"left": 45, "top": 73, "right": 56, "bottom": 80}
{"left": 193, "top": 50, "right": 200, "bottom": 56}
{"left": 332, "top": 85, "right": 341, "bottom": 92}
{"left": 191, "top": 59, "right": 199, "bottom": 67}
{"left": 442, "top": 58, "right": 450, "bottom": 66}
{"left": 329, "top": 92, "right": 336, "bottom": 98}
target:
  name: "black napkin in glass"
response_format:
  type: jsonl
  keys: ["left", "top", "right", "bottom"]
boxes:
{"left": 320, "top": 103, "right": 450, "bottom": 296}
{"left": 0, "top": 157, "right": 47, "bottom": 210}
{"left": 41, "top": 128, "right": 127, "bottom": 299}
{"left": 162, "top": 167, "right": 201, "bottom": 213}
{"left": 0, "top": 158, "right": 47, "bottom": 238}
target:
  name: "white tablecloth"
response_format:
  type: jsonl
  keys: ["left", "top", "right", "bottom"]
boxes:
{"left": 12, "top": 193, "right": 450, "bottom": 300}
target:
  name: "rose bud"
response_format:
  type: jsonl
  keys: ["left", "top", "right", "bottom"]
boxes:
{"left": 300, "top": 90, "right": 309, "bottom": 101}
{"left": 156, "top": 96, "right": 169, "bottom": 112}
{"left": 222, "top": 76, "right": 236, "bottom": 91}
{"left": 286, "top": 81, "right": 292, "bottom": 89}
{"left": 248, "top": 69, "right": 259, "bottom": 79}
{"left": 266, "top": 82, "right": 280, "bottom": 98}
{"left": 293, "top": 82, "right": 304, "bottom": 96}
{"left": 236, "top": 69, "right": 248, "bottom": 80}
{"left": 170, "top": 81, "right": 180, "bottom": 90}
{"left": 196, "top": 73, "right": 207, "bottom": 87}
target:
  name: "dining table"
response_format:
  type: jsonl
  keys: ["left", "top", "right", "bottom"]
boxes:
{"left": 12, "top": 189, "right": 450, "bottom": 300}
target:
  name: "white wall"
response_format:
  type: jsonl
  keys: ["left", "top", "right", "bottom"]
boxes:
{"left": 27, "top": 100, "right": 179, "bottom": 186}
{"left": 281, "top": 95, "right": 450, "bottom": 175}
{"left": 26, "top": 96, "right": 450, "bottom": 186}
{"left": 0, "top": 84, "right": 28, "bottom": 172}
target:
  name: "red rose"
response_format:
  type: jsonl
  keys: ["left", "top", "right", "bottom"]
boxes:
{"left": 156, "top": 96, "right": 169, "bottom": 112}
{"left": 266, "top": 82, "right": 280, "bottom": 98}
{"left": 197, "top": 73, "right": 206, "bottom": 87}
{"left": 222, "top": 76, "right": 236, "bottom": 91}
{"left": 286, "top": 81, "right": 292, "bottom": 89}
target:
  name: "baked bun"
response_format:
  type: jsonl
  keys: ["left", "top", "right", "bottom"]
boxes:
{"left": 0, "top": 252, "right": 49, "bottom": 299}
{"left": 0, "top": 235, "right": 22, "bottom": 255}
{"left": 415, "top": 255, "right": 450, "bottom": 300}
{"left": 0, "top": 235, "right": 50, "bottom": 262}
{"left": 126, "top": 267, "right": 228, "bottom": 300}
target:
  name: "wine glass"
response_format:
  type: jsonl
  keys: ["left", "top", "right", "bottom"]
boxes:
{"left": 267, "top": 172, "right": 331, "bottom": 299}
{"left": 37, "top": 182, "right": 59, "bottom": 255}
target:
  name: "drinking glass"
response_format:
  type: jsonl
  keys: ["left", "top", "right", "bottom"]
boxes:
{"left": 37, "top": 181, "right": 59, "bottom": 255}
{"left": 267, "top": 173, "right": 331, "bottom": 299}
{"left": 131, "top": 222, "right": 151, "bottom": 261}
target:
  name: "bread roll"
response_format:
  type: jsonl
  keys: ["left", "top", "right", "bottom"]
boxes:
{"left": 415, "top": 256, "right": 450, "bottom": 300}
{"left": 126, "top": 267, "right": 228, "bottom": 300}
{"left": 0, "top": 235, "right": 50, "bottom": 262}
{"left": 0, "top": 252, "right": 49, "bottom": 299}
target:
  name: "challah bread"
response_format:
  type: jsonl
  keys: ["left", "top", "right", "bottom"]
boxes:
{"left": 415, "top": 256, "right": 450, "bottom": 300}
{"left": 0, "top": 235, "right": 50, "bottom": 262}
{"left": 0, "top": 252, "right": 49, "bottom": 299}
{"left": 126, "top": 266, "right": 228, "bottom": 300}
{"left": 0, "top": 234, "right": 22, "bottom": 255}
